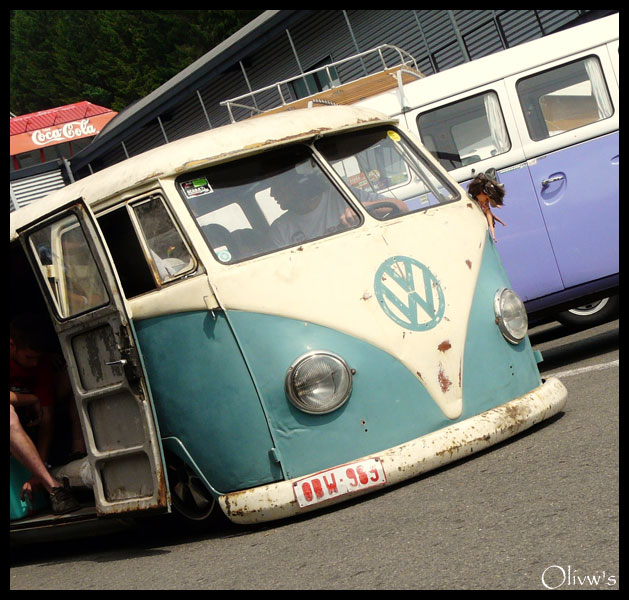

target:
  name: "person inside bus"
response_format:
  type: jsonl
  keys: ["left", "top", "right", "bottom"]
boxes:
{"left": 269, "top": 169, "right": 408, "bottom": 248}
{"left": 269, "top": 170, "right": 354, "bottom": 247}
{"left": 10, "top": 397, "right": 80, "bottom": 514}
{"left": 10, "top": 314, "right": 84, "bottom": 512}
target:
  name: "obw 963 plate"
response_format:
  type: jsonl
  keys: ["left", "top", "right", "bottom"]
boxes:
{"left": 293, "top": 457, "right": 387, "bottom": 508}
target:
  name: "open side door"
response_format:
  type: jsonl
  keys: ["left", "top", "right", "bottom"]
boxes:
{"left": 17, "top": 199, "right": 171, "bottom": 517}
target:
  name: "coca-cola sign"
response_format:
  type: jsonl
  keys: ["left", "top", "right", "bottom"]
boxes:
{"left": 10, "top": 111, "right": 117, "bottom": 156}
{"left": 31, "top": 119, "right": 97, "bottom": 146}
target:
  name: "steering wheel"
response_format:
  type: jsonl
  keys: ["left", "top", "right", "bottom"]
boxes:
{"left": 367, "top": 200, "right": 404, "bottom": 219}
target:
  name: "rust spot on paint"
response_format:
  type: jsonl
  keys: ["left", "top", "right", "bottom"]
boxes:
{"left": 438, "top": 367, "right": 452, "bottom": 393}
{"left": 416, "top": 371, "right": 423, "bottom": 381}
{"left": 465, "top": 259, "right": 472, "bottom": 269}
{"left": 467, "top": 202, "right": 474, "bottom": 209}
{"left": 438, "top": 340, "right": 451, "bottom": 352}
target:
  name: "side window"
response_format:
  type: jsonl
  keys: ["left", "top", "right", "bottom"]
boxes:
{"left": 416, "top": 91, "right": 511, "bottom": 171}
{"left": 132, "top": 196, "right": 195, "bottom": 283}
{"left": 98, "top": 207, "right": 157, "bottom": 298}
{"left": 516, "top": 56, "right": 613, "bottom": 141}
{"left": 98, "top": 195, "right": 195, "bottom": 299}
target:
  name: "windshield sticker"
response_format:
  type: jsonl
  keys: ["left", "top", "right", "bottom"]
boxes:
{"left": 181, "top": 177, "right": 213, "bottom": 198}
{"left": 214, "top": 245, "right": 232, "bottom": 263}
{"left": 387, "top": 130, "right": 401, "bottom": 142}
{"left": 374, "top": 256, "right": 445, "bottom": 331}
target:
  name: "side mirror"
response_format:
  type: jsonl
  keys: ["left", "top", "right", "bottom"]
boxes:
{"left": 484, "top": 167, "right": 498, "bottom": 181}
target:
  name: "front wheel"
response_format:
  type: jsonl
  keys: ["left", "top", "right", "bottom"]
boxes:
{"left": 165, "top": 451, "right": 219, "bottom": 528}
{"left": 556, "top": 296, "right": 618, "bottom": 328}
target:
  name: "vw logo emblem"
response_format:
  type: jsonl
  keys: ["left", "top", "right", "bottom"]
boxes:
{"left": 374, "top": 256, "right": 445, "bottom": 331}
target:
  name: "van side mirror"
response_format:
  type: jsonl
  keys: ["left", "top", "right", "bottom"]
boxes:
{"left": 484, "top": 167, "right": 497, "bottom": 180}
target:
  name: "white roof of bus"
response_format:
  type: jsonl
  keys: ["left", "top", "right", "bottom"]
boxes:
{"left": 356, "top": 13, "right": 619, "bottom": 115}
{"left": 10, "top": 105, "right": 392, "bottom": 241}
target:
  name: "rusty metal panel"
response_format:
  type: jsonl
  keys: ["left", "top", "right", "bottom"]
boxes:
{"left": 17, "top": 200, "right": 171, "bottom": 517}
{"left": 219, "top": 377, "right": 567, "bottom": 524}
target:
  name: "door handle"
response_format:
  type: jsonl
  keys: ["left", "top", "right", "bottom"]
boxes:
{"left": 105, "top": 359, "right": 128, "bottom": 367}
{"left": 541, "top": 175, "right": 564, "bottom": 186}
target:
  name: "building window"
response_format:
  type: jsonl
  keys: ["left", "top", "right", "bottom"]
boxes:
{"left": 14, "top": 149, "right": 43, "bottom": 170}
{"left": 290, "top": 57, "right": 341, "bottom": 100}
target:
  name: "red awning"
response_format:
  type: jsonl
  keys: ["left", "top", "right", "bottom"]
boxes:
{"left": 10, "top": 101, "right": 115, "bottom": 135}
{"left": 10, "top": 101, "right": 118, "bottom": 155}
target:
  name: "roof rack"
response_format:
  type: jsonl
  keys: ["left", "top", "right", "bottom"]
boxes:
{"left": 221, "top": 44, "right": 423, "bottom": 123}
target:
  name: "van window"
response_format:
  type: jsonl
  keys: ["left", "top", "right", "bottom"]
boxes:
{"left": 316, "top": 127, "right": 459, "bottom": 215}
{"left": 98, "top": 206, "right": 157, "bottom": 298}
{"left": 516, "top": 56, "right": 613, "bottom": 141}
{"left": 178, "top": 144, "right": 361, "bottom": 262}
{"left": 27, "top": 213, "right": 110, "bottom": 318}
{"left": 178, "top": 127, "right": 458, "bottom": 263}
{"left": 97, "top": 194, "right": 195, "bottom": 298}
{"left": 416, "top": 91, "right": 511, "bottom": 171}
{"left": 132, "top": 196, "right": 196, "bottom": 283}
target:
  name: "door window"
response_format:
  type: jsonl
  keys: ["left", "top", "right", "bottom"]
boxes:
{"left": 28, "top": 213, "right": 109, "bottom": 319}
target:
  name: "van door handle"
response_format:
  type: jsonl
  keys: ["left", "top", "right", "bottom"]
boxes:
{"left": 105, "top": 359, "right": 128, "bottom": 367}
{"left": 541, "top": 175, "right": 564, "bottom": 186}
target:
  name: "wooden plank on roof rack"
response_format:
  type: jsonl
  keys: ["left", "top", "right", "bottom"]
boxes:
{"left": 256, "top": 66, "right": 424, "bottom": 118}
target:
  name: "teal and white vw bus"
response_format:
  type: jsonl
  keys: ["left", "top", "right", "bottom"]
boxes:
{"left": 9, "top": 105, "right": 567, "bottom": 536}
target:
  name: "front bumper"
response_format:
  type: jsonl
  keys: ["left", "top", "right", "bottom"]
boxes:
{"left": 219, "top": 377, "right": 567, "bottom": 524}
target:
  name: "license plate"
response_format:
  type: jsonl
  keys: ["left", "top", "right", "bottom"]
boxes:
{"left": 293, "top": 457, "right": 387, "bottom": 508}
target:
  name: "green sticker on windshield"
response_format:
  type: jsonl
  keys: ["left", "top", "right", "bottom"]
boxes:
{"left": 181, "top": 177, "right": 213, "bottom": 198}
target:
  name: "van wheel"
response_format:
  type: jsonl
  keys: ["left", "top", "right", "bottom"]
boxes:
{"left": 166, "top": 452, "right": 216, "bottom": 523}
{"left": 556, "top": 296, "right": 619, "bottom": 328}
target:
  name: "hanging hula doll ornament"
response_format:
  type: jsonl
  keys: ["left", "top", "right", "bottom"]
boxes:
{"left": 468, "top": 171, "right": 506, "bottom": 243}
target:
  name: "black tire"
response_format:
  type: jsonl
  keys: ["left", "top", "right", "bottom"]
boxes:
{"left": 556, "top": 295, "right": 619, "bottom": 328}
{"left": 164, "top": 451, "right": 223, "bottom": 530}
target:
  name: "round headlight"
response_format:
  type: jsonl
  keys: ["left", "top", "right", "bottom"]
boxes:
{"left": 285, "top": 351, "right": 353, "bottom": 414}
{"left": 494, "top": 287, "right": 528, "bottom": 344}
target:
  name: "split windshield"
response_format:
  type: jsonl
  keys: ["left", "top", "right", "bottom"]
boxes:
{"left": 177, "top": 126, "right": 459, "bottom": 264}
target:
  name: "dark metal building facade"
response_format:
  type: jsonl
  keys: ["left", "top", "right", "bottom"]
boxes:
{"left": 70, "top": 10, "right": 604, "bottom": 180}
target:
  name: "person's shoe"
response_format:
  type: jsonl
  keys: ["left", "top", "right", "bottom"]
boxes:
{"left": 49, "top": 479, "right": 80, "bottom": 515}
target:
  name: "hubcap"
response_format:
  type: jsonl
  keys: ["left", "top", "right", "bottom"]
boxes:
{"left": 568, "top": 298, "right": 609, "bottom": 317}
